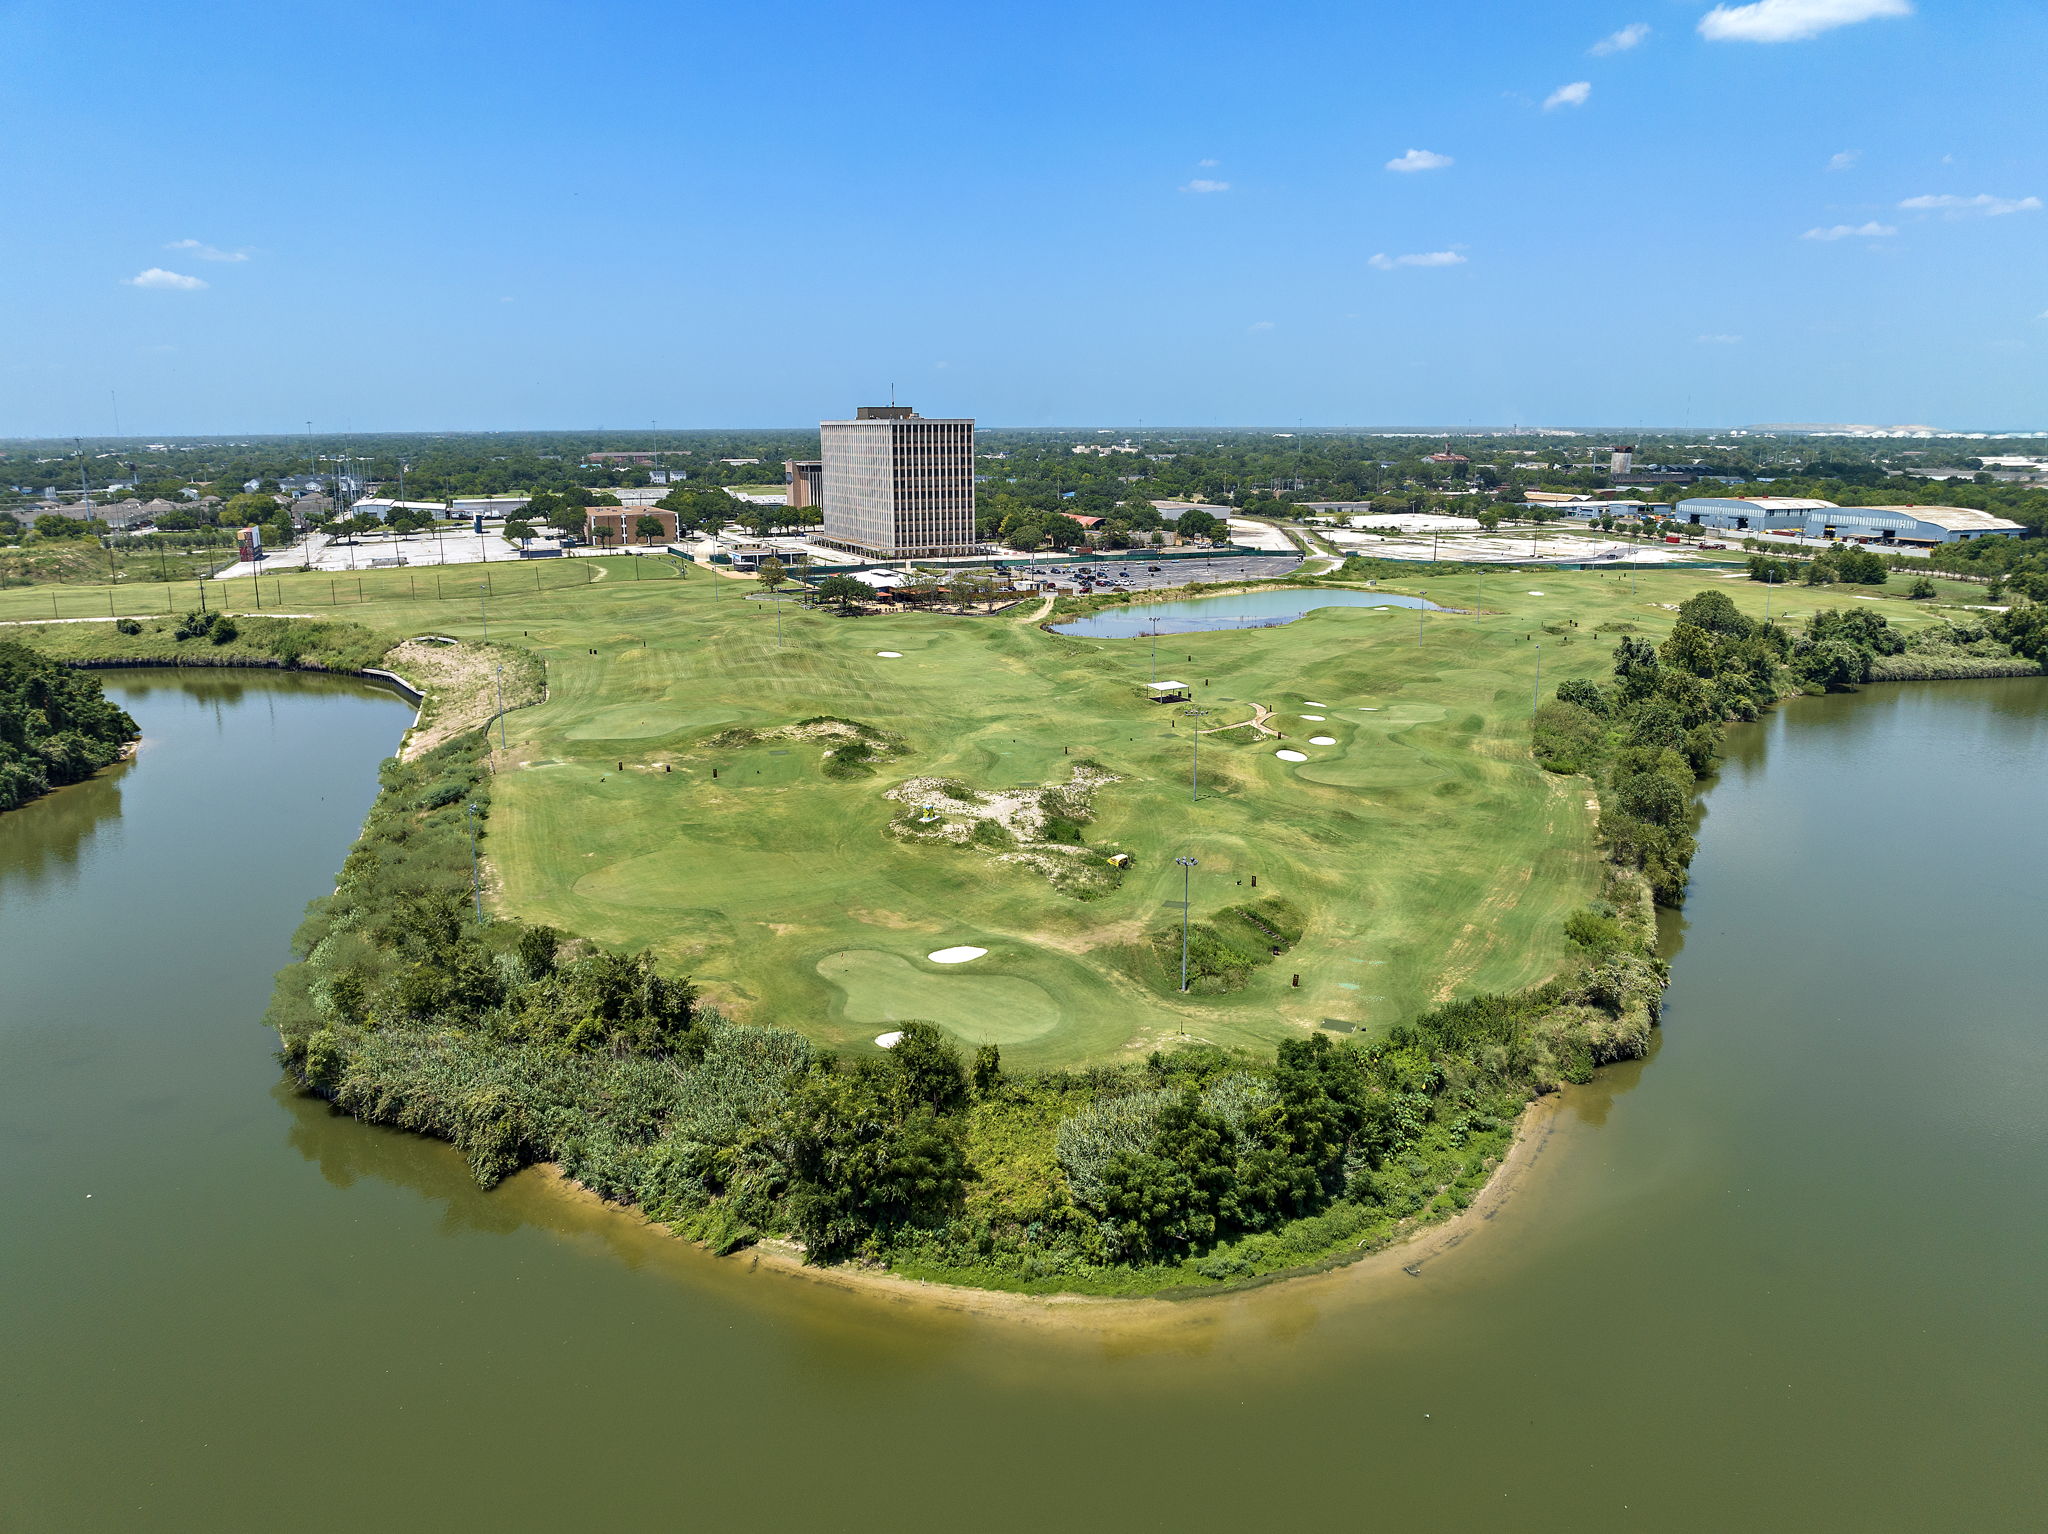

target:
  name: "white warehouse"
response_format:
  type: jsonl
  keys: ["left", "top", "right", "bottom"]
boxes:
{"left": 1675, "top": 497, "right": 2026, "bottom": 546}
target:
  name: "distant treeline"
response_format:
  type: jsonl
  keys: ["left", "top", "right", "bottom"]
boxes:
{"left": 17, "top": 433, "right": 2042, "bottom": 542}
{"left": 0, "top": 641, "right": 137, "bottom": 811}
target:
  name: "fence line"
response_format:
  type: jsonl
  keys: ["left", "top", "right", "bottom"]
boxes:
{"left": 0, "top": 555, "right": 692, "bottom": 624}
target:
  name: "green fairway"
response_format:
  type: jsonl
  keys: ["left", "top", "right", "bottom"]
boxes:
{"left": 5, "top": 555, "right": 1986, "bottom": 1069}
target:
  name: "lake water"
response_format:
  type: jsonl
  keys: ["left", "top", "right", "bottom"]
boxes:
{"left": 1053, "top": 587, "right": 1449, "bottom": 637}
{"left": 3, "top": 670, "right": 2044, "bottom": 1532}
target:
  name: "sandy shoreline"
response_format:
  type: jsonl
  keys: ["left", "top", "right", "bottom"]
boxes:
{"left": 534, "top": 1089, "right": 1569, "bottom": 1332}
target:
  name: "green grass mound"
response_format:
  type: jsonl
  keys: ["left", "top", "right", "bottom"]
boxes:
{"left": 1151, "top": 896, "right": 1305, "bottom": 994}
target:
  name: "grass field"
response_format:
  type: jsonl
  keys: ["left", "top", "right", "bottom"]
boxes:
{"left": 7, "top": 555, "right": 1988, "bottom": 1069}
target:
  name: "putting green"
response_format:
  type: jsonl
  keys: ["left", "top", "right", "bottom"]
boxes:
{"left": 816, "top": 950, "right": 1062, "bottom": 1045}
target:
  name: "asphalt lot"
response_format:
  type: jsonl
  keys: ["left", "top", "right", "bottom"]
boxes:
{"left": 1017, "top": 554, "right": 1304, "bottom": 593}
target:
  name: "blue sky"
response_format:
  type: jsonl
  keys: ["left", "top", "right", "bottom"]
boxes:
{"left": 2, "top": 0, "right": 2042, "bottom": 433}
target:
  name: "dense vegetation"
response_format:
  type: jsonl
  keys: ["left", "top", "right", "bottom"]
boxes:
{"left": 1535, "top": 590, "right": 2041, "bottom": 903}
{"left": 7, "top": 614, "right": 393, "bottom": 674}
{"left": 0, "top": 640, "right": 137, "bottom": 810}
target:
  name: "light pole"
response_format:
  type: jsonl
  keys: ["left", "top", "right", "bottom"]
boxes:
{"left": 466, "top": 802, "right": 483, "bottom": 923}
{"left": 1182, "top": 705, "right": 1211, "bottom": 801}
{"left": 1175, "top": 856, "right": 1199, "bottom": 996}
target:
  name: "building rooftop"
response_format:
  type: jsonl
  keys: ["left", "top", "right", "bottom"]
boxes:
{"left": 1684, "top": 496, "right": 1839, "bottom": 511}
{"left": 1857, "top": 505, "right": 2027, "bottom": 532}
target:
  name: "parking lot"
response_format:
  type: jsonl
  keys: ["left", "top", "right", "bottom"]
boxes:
{"left": 1016, "top": 554, "right": 1304, "bottom": 594}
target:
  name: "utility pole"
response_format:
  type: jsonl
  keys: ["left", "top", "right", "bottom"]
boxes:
{"left": 1533, "top": 641, "right": 1542, "bottom": 715}
{"left": 1175, "top": 856, "right": 1199, "bottom": 997}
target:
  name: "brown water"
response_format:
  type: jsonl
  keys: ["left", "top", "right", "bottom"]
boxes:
{"left": 3, "top": 671, "right": 2044, "bottom": 1532}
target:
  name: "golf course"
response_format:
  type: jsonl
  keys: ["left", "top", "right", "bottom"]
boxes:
{"left": 6, "top": 552, "right": 1984, "bottom": 1068}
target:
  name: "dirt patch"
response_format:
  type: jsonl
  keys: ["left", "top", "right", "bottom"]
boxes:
{"left": 887, "top": 766, "right": 1125, "bottom": 897}
{"left": 389, "top": 638, "right": 545, "bottom": 760}
{"left": 848, "top": 907, "right": 929, "bottom": 931}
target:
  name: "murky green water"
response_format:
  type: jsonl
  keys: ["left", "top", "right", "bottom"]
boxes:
{"left": 3, "top": 671, "right": 2043, "bottom": 1532}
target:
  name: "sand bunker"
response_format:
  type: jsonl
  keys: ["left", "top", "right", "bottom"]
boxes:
{"left": 1304, "top": 700, "right": 1330, "bottom": 707}
{"left": 1301, "top": 714, "right": 1325, "bottom": 721}
{"left": 876, "top": 651, "right": 903, "bottom": 658}
{"left": 928, "top": 946, "right": 988, "bottom": 964}
{"left": 1526, "top": 591, "right": 1544, "bottom": 596}
{"left": 1309, "top": 736, "right": 1337, "bottom": 746}
{"left": 1274, "top": 749, "right": 1308, "bottom": 762}
{"left": 875, "top": 1031, "right": 905, "bottom": 1048}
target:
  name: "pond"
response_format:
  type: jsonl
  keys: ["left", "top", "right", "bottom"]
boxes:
{"left": 3, "top": 670, "right": 2044, "bottom": 1532}
{"left": 1052, "top": 586, "right": 1451, "bottom": 637}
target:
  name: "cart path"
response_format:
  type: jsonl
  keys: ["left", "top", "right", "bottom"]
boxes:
{"left": 1199, "top": 701, "right": 1281, "bottom": 737}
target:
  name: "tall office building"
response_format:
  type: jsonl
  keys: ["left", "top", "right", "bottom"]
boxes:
{"left": 817, "top": 405, "right": 977, "bottom": 559}
{"left": 1609, "top": 444, "right": 1636, "bottom": 477}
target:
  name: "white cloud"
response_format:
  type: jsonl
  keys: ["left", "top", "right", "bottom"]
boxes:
{"left": 1543, "top": 81, "right": 1592, "bottom": 110}
{"left": 1696, "top": 333, "right": 1743, "bottom": 343}
{"left": 166, "top": 238, "right": 249, "bottom": 262}
{"left": 1385, "top": 148, "right": 1453, "bottom": 173}
{"left": 1591, "top": 22, "right": 1650, "bottom": 54}
{"left": 1368, "top": 250, "right": 1467, "bottom": 270}
{"left": 1801, "top": 221, "right": 1897, "bottom": 239}
{"left": 1900, "top": 193, "right": 2042, "bottom": 217}
{"left": 124, "top": 268, "right": 207, "bottom": 291}
{"left": 1197, "top": 158, "right": 1220, "bottom": 167}
{"left": 1247, "top": 321, "right": 1275, "bottom": 332}
{"left": 1181, "top": 179, "right": 1230, "bottom": 193}
{"left": 1698, "top": 0, "right": 1911, "bottom": 44}
{"left": 1827, "top": 150, "right": 1859, "bottom": 171}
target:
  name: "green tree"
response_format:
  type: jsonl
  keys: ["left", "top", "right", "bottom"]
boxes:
{"left": 503, "top": 519, "right": 535, "bottom": 549}
{"left": 1099, "top": 1088, "right": 1239, "bottom": 1259}
{"left": 755, "top": 556, "right": 787, "bottom": 590}
{"left": 888, "top": 1021, "right": 968, "bottom": 1114}
{"left": 814, "top": 574, "right": 868, "bottom": 608}
{"left": 634, "top": 514, "right": 664, "bottom": 545}
{"left": 971, "top": 1044, "right": 1003, "bottom": 1097}
{"left": 784, "top": 1064, "right": 971, "bottom": 1262}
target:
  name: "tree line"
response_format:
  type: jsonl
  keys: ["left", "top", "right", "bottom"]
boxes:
{"left": 0, "top": 642, "right": 137, "bottom": 811}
